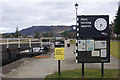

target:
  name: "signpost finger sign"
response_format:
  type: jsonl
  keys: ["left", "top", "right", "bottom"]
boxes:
{"left": 54, "top": 40, "right": 65, "bottom": 76}
{"left": 54, "top": 48, "right": 65, "bottom": 60}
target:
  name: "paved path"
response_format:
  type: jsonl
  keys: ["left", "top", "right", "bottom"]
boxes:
{"left": 3, "top": 44, "right": 119, "bottom": 78}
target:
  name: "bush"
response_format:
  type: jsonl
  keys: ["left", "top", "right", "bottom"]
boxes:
{"left": 112, "top": 36, "right": 120, "bottom": 40}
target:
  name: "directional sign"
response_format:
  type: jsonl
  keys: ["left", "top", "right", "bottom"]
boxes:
{"left": 54, "top": 48, "right": 65, "bottom": 60}
{"left": 76, "top": 15, "right": 110, "bottom": 63}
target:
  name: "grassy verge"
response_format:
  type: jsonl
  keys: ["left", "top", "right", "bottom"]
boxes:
{"left": 45, "top": 69, "right": 119, "bottom": 79}
{"left": 69, "top": 39, "right": 76, "bottom": 44}
{"left": 110, "top": 41, "right": 119, "bottom": 59}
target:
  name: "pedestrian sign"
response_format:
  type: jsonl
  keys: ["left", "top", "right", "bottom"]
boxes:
{"left": 54, "top": 48, "right": 65, "bottom": 60}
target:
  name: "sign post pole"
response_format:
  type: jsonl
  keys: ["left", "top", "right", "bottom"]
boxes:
{"left": 82, "top": 63, "right": 84, "bottom": 77}
{"left": 76, "top": 15, "right": 109, "bottom": 77}
{"left": 58, "top": 60, "right": 60, "bottom": 75}
{"left": 54, "top": 47, "right": 64, "bottom": 76}
{"left": 101, "top": 62, "right": 104, "bottom": 77}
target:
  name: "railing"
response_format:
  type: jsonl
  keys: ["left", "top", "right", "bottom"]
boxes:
{"left": 1, "top": 38, "right": 54, "bottom": 53}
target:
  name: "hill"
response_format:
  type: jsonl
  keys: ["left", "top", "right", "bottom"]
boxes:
{"left": 19, "top": 25, "right": 73, "bottom": 36}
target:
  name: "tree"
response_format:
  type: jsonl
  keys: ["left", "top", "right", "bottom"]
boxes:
{"left": 114, "top": 5, "right": 120, "bottom": 35}
{"left": 14, "top": 27, "right": 21, "bottom": 38}
{"left": 49, "top": 33, "right": 54, "bottom": 37}
{"left": 42, "top": 32, "right": 54, "bottom": 37}
{"left": 34, "top": 31, "right": 40, "bottom": 38}
{"left": 63, "top": 30, "right": 68, "bottom": 37}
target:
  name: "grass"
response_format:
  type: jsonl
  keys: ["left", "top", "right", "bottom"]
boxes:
{"left": 45, "top": 40, "right": 119, "bottom": 79}
{"left": 45, "top": 69, "right": 119, "bottom": 79}
{"left": 69, "top": 39, "right": 76, "bottom": 44}
{"left": 69, "top": 40, "right": 119, "bottom": 59}
{"left": 110, "top": 41, "right": 119, "bottom": 59}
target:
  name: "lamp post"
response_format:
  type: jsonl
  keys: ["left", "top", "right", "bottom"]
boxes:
{"left": 75, "top": 3, "right": 86, "bottom": 77}
{"left": 75, "top": 3, "right": 78, "bottom": 28}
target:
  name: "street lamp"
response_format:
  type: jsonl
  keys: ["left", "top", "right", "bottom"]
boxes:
{"left": 75, "top": 3, "right": 78, "bottom": 30}
{"left": 75, "top": 3, "right": 78, "bottom": 10}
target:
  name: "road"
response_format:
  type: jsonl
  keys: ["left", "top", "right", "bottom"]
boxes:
{"left": 3, "top": 44, "right": 119, "bottom": 78}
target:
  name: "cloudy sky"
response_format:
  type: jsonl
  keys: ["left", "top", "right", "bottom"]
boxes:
{"left": 0, "top": 0, "right": 119, "bottom": 33}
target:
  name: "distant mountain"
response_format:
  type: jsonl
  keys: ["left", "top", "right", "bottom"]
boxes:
{"left": 19, "top": 25, "right": 73, "bottom": 36}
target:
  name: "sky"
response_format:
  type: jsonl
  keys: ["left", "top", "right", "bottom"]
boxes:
{"left": 0, "top": 0, "right": 119, "bottom": 33}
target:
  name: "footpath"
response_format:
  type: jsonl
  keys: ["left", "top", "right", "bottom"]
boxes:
{"left": 2, "top": 44, "right": 119, "bottom": 78}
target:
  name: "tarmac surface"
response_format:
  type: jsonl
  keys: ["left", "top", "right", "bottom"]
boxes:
{"left": 2, "top": 44, "right": 120, "bottom": 78}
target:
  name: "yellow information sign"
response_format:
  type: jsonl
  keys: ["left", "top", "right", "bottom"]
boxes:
{"left": 54, "top": 48, "right": 65, "bottom": 60}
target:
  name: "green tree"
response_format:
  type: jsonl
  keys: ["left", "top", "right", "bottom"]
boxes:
{"left": 63, "top": 30, "right": 68, "bottom": 37}
{"left": 34, "top": 31, "right": 40, "bottom": 38}
{"left": 14, "top": 27, "right": 21, "bottom": 38}
{"left": 49, "top": 33, "right": 54, "bottom": 37}
{"left": 5, "top": 34, "right": 11, "bottom": 38}
{"left": 42, "top": 32, "right": 54, "bottom": 37}
{"left": 43, "top": 33, "right": 48, "bottom": 37}
{"left": 114, "top": 6, "right": 120, "bottom": 35}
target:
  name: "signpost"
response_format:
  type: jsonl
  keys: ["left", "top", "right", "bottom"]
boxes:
{"left": 54, "top": 48, "right": 64, "bottom": 75}
{"left": 76, "top": 15, "right": 110, "bottom": 77}
{"left": 54, "top": 41, "right": 65, "bottom": 75}
{"left": 54, "top": 48, "right": 65, "bottom": 60}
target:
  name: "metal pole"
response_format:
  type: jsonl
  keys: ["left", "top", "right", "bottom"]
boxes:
{"left": 58, "top": 60, "right": 60, "bottom": 75}
{"left": 76, "top": 7, "right": 77, "bottom": 27}
{"left": 75, "top": 3, "right": 78, "bottom": 27}
{"left": 101, "top": 62, "right": 104, "bottom": 77}
{"left": 82, "top": 63, "right": 84, "bottom": 77}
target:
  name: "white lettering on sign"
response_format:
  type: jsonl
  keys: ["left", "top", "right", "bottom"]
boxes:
{"left": 80, "top": 18, "right": 92, "bottom": 28}
{"left": 81, "top": 18, "right": 88, "bottom": 21}
{"left": 81, "top": 25, "right": 91, "bottom": 28}
{"left": 81, "top": 22, "right": 91, "bottom": 24}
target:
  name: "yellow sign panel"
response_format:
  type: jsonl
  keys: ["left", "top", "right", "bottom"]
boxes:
{"left": 54, "top": 48, "right": 65, "bottom": 60}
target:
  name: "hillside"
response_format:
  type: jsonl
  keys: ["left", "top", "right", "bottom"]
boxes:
{"left": 19, "top": 25, "right": 73, "bottom": 36}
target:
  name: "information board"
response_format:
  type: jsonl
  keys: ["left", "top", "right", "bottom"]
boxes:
{"left": 95, "top": 41, "right": 106, "bottom": 49}
{"left": 78, "top": 40, "right": 85, "bottom": 51}
{"left": 76, "top": 15, "right": 110, "bottom": 63}
{"left": 54, "top": 48, "right": 65, "bottom": 60}
{"left": 92, "top": 51, "right": 100, "bottom": 57}
{"left": 86, "top": 40, "right": 94, "bottom": 51}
